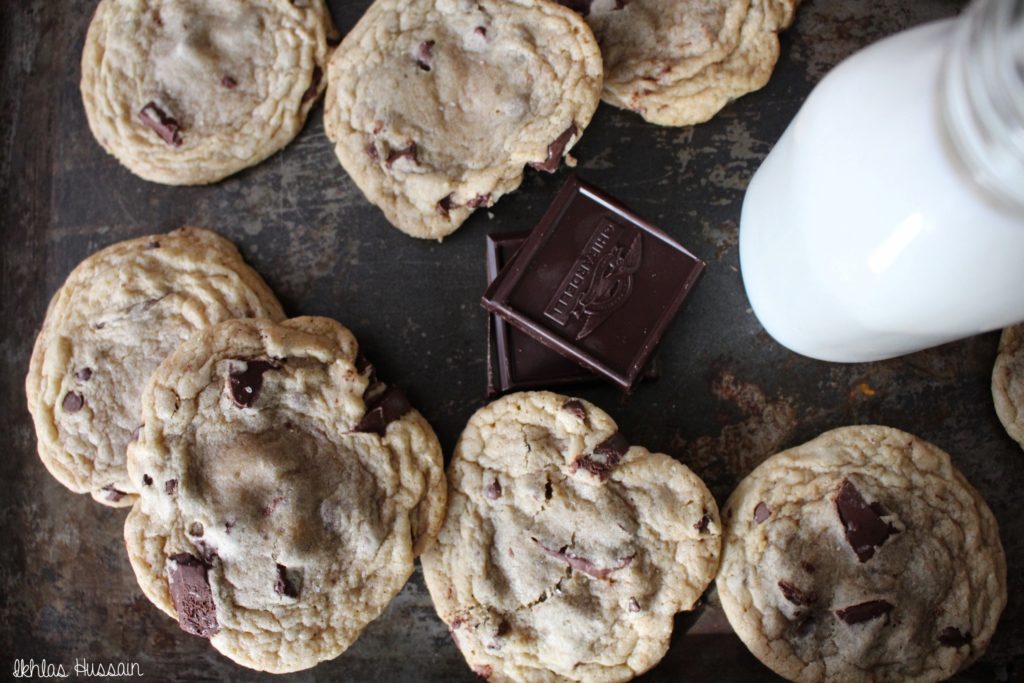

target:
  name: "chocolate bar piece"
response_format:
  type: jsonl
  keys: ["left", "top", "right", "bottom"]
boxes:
{"left": 487, "top": 231, "right": 598, "bottom": 395}
{"left": 482, "top": 176, "right": 704, "bottom": 391}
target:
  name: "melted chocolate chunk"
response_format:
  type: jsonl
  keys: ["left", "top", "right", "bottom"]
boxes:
{"left": 529, "top": 124, "right": 578, "bottom": 173}
{"left": 467, "top": 193, "right": 491, "bottom": 208}
{"left": 75, "top": 368, "right": 92, "bottom": 382}
{"left": 228, "top": 360, "right": 279, "bottom": 409}
{"left": 778, "top": 580, "right": 816, "bottom": 606}
{"left": 302, "top": 66, "right": 322, "bottom": 102}
{"left": 753, "top": 501, "right": 771, "bottom": 524}
{"left": 139, "top": 102, "right": 183, "bottom": 147}
{"left": 938, "top": 627, "right": 972, "bottom": 647}
{"left": 102, "top": 484, "right": 126, "bottom": 502}
{"left": 562, "top": 399, "right": 587, "bottom": 421}
{"left": 694, "top": 515, "right": 711, "bottom": 533}
{"left": 168, "top": 553, "right": 219, "bottom": 638}
{"left": 572, "top": 431, "right": 629, "bottom": 480}
{"left": 62, "top": 392, "right": 84, "bottom": 413}
{"left": 353, "top": 385, "right": 412, "bottom": 436}
{"left": 437, "top": 193, "right": 456, "bottom": 217}
{"left": 221, "top": 75, "right": 238, "bottom": 89}
{"left": 274, "top": 564, "right": 300, "bottom": 598}
{"left": 165, "top": 479, "right": 178, "bottom": 495}
{"left": 835, "top": 600, "right": 893, "bottom": 624}
{"left": 416, "top": 40, "right": 435, "bottom": 70}
{"left": 835, "top": 479, "right": 896, "bottom": 562}
{"left": 142, "top": 474, "right": 153, "bottom": 486}
{"left": 534, "top": 539, "right": 634, "bottom": 579}
{"left": 556, "top": 0, "right": 593, "bottom": 16}
{"left": 484, "top": 480, "right": 502, "bottom": 500}
{"left": 386, "top": 142, "right": 418, "bottom": 168}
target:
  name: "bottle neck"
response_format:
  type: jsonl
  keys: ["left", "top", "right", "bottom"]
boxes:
{"left": 942, "top": 0, "right": 1024, "bottom": 213}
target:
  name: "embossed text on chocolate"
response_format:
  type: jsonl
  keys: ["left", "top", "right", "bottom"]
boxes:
{"left": 543, "top": 220, "right": 642, "bottom": 340}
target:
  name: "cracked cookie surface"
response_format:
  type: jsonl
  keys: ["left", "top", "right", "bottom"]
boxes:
{"left": 324, "top": 0, "right": 603, "bottom": 240}
{"left": 717, "top": 425, "right": 1006, "bottom": 683}
{"left": 993, "top": 324, "right": 1024, "bottom": 449}
{"left": 421, "top": 391, "right": 720, "bottom": 682}
{"left": 26, "top": 227, "right": 283, "bottom": 508}
{"left": 124, "top": 316, "right": 447, "bottom": 673}
{"left": 577, "top": 0, "right": 798, "bottom": 126}
{"left": 81, "top": 0, "right": 337, "bottom": 185}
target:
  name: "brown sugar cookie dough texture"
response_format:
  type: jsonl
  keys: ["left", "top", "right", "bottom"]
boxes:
{"left": 716, "top": 426, "right": 1006, "bottom": 683}
{"left": 568, "top": 0, "right": 799, "bottom": 126}
{"left": 25, "top": 227, "right": 284, "bottom": 508}
{"left": 324, "top": 0, "right": 604, "bottom": 240}
{"left": 422, "top": 391, "right": 721, "bottom": 682}
{"left": 124, "top": 317, "right": 447, "bottom": 673}
{"left": 992, "top": 323, "right": 1024, "bottom": 448}
{"left": 81, "top": 0, "right": 337, "bottom": 185}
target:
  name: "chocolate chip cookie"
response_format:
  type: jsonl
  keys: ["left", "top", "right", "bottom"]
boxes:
{"left": 421, "top": 391, "right": 720, "bottom": 681}
{"left": 324, "top": 0, "right": 603, "bottom": 240}
{"left": 26, "top": 227, "right": 283, "bottom": 507}
{"left": 124, "top": 317, "right": 447, "bottom": 673}
{"left": 717, "top": 426, "right": 1006, "bottom": 682}
{"left": 81, "top": 0, "right": 337, "bottom": 185}
{"left": 992, "top": 324, "right": 1024, "bottom": 448}
{"left": 576, "top": 0, "right": 799, "bottom": 126}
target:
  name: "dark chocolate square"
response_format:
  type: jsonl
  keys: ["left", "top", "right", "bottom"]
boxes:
{"left": 482, "top": 176, "right": 704, "bottom": 391}
{"left": 487, "top": 231, "right": 600, "bottom": 396}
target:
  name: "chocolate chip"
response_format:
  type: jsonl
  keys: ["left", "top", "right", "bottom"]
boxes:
{"left": 188, "top": 522, "right": 204, "bottom": 537}
{"left": 228, "top": 360, "right": 279, "bottom": 409}
{"left": 544, "top": 479, "right": 553, "bottom": 500}
{"left": 533, "top": 538, "right": 634, "bottom": 579}
{"left": 221, "top": 75, "right": 238, "bottom": 89}
{"left": 102, "top": 484, "right": 126, "bottom": 502}
{"left": 139, "top": 102, "right": 183, "bottom": 147}
{"left": 753, "top": 501, "right": 771, "bottom": 524}
{"left": 834, "top": 479, "right": 896, "bottom": 562}
{"left": 353, "top": 385, "right": 412, "bottom": 436}
{"left": 224, "top": 520, "right": 235, "bottom": 534}
{"left": 529, "top": 124, "right": 578, "bottom": 173}
{"left": 165, "top": 479, "right": 178, "bottom": 495}
{"left": 274, "top": 564, "right": 300, "bottom": 598}
{"left": 496, "top": 619, "right": 511, "bottom": 637}
{"left": 555, "top": 0, "right": 593, "bottom": 16}
{"left": 145, "top": 240, "right": 161, "bottom": 250}
{"left": 142, "top": 474, "right": 153, "bottom": 486}
{"left": 75, "top": 368, "right": 92, "bottom": 382}
{"left": 168, "top": 553, "right": 218, "bottom": 638}
{"left": 938, "top": 627, "right": 972, "bottom": 647}
{"left": 302, "top": 66, "right": 322, "bottom": 102}
{"left": 800, "top": 561, "right": 816, "bottom": 573}
{"left": 484, "top": 480, "right": 502, "bottom": 500}
{"left": 366, "top": 142, "right": 379, "bottom": 162}
{"left": 571, "top": 432, "right": 629, "bottom": 480}
{"left": 835, "top": 600, "right": 893, "bottom": 624}
{"left": 694, "top": 515, "right": 711, "bottom": 533}
{"left": 474, "top": 26, "right": 487, "bottom": 37}
{"left": 778, "top": 580, "right": 816, "bottom": 606}
{"left": 415, "top": 40, "right": 435, "bottom": 71}
{"left": 437, "top": 193, "right": 456, "bottom": 217}
{"left": 62, "top": 392, "right": 84, "bottom": 413}
{"left": 386, "top": 142, "right": 418, "bottom": 168}
{"left": 467, "top": 193, "right": 491, "bottom": 208}
{"left": 562, "top": 399, "right": 587, "bottom": 421}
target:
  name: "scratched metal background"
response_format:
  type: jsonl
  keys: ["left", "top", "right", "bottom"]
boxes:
{"left": 2, "top": 0, "right": 1020, "bottom": 681}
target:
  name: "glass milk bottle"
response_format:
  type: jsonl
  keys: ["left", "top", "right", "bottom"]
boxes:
{"left": 739, "top": 0, "right": 1024, "bottom": 362}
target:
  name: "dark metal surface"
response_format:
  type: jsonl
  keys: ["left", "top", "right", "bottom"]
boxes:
{"left": 2, "top": 0, "right": 1019, "bottom": 681}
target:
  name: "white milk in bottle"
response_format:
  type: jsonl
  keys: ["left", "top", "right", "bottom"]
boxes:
{"left": 739, "top": 0, "right": 1024, "bottom": 362}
